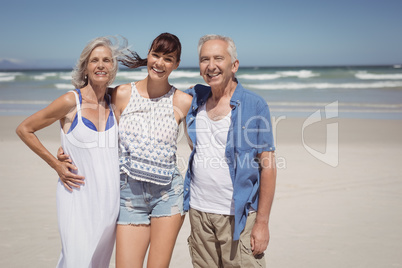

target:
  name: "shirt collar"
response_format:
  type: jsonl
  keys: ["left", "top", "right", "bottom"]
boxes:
{"left": 193, "top": 80, "right": 245, "bottom": 110}
{"left": 230, "top": 80, "right": 244, "bottom": 107}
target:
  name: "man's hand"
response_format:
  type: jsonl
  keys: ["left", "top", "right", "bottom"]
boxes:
{"left": 56, "top": 146, "right": 84, "bottom": 191}
{"left": 250, "top": 219, "right": 269, "bottom": 256}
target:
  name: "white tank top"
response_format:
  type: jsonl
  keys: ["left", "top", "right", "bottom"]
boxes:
{"left": 190, "top": 103, "right": 234, "bottom": 215}
{"left": 119, "top": 82, "right": 179, "bottom": 185}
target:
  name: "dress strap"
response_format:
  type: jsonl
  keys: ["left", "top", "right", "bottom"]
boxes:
{"left": 73, "top": 89, "right": 82, "bottom": 119}
{"left": 66, "top": 89, "right": 82, "bottom": 134}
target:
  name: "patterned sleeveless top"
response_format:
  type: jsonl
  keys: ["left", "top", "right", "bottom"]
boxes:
{"left": 119, "top": 82, "right": 179, "bottom": 185}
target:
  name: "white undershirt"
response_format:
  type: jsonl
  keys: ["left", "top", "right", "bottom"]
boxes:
{"left": 190, "top": 103, "right": 234, "bottom": 215}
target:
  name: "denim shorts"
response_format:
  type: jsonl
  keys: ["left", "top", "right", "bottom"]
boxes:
{"left": 117, "top": 167, "right": 184, "bottom": 225}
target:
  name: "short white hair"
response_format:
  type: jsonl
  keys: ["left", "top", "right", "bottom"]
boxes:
{"left": 197, "top": 34, "right": 237, "bottom": 63}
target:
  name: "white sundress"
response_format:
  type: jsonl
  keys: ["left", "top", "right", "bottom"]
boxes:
{"left": 56, "top": 90, "right": 119, "bottom": 268}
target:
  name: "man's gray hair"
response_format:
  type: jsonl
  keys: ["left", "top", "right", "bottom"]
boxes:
{"left": 197, "top": 34, "right": 238, "bottom": 63}
{"left": 71, "top": 36, "right": 128, "bottom": 89}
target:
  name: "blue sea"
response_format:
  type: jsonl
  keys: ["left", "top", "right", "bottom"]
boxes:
{"left": 1, "top": 65, "right": 402, "bottom": 119}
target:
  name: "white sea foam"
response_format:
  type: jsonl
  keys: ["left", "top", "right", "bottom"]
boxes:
{"left": 277, "top": 70, "right": 319, "bottom": 78}
{"left": 58, "top": 72, "right": 72, "bottom": 80}
{"left": 116, "top": 70, "right": 199, "bottom": 81}
{"left": 44, "top": 72, "right": 57, "bottom": 76}
{"left": 355, "top": 71, "right": 402, "bottom": 80}
{"left": 238, "top": 70, "right": 319, "bottom": 81}
{"left": 237, "top": 74, "right": 282, "bottom": 80}
{"left": 33, "top": 75, "right": 47, "bottom": 80}
{"left": 30, "top": 71, "right": 72, "bottom": 81}
{"left": 55, "top": 83, "right": 75, "bottom": 90}
{"left": 33, "top": 73, "right": 55, "bottom": 80}
{"left": 0, "top": 72, "right": 22, "bottom": 82}
{"left": 173, "top": 83, "right": 196, "bottom": 91}
{"left": 170, "top": 71, "right": 200, "bottom": 79}
{"left": 116, "top": 71, "right": 147, "bottom": 81}
{"left": 246, "top": 81, "right": 402, "bottom": 90}
{"left": 0, "top": 76, "right": 15, "bottom": 82}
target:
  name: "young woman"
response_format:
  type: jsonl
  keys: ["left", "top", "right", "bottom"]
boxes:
{"left": 16, "top": 37, "right": 126, "bottom": 267}
{"left": 113, "top": 33, "right": 192, "bottom": 268}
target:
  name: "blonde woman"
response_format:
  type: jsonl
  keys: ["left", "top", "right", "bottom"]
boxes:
{"left": 17, "top": 36, "right": 125, "bottom": 267}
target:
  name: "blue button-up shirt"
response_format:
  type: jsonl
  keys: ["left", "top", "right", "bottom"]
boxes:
{"left": 184, "top": 82, "right": 275, "bottom": 240}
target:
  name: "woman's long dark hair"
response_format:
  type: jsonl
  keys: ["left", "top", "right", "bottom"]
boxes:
{"left": 119, "top": 32, "right": 181, "bottom": 69}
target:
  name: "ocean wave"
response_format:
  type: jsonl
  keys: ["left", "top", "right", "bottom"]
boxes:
{"left": 0, "top": 76, "right": 16, "bottom": 82}
{"left": 115, "top": 70, "right": 200, "bottom": 81}
{"left": 170, "top": 71, "right": 200, "bottom": 79}
{"left": 59, "top": 72, "right": 73, "bottom": 80}
{"left": 238, "top": 70, "right": 319, "bottom": 80}
{"left": 116, "top": 71, "right": 147, "bottom": 81}
{"left": 109, "top": 82, "right": 196, "bottom": 91}
{"left": 237, "top": 74, "right": 282, "bottom": 80}
{"left": 0, "top": 72, "right": 23, "bottom": 82}
{"left": 55, "top": 83, "right": 75, "bottom": 90}
{"left": 246, "top": 81, "right": 402, "bottom": 90}
{"left": 277, "top": 70, "right": 319, "bottom": 78}
{"left": 173, "top": 83, "right": 196, "bottom": 90}
{"left": 33, "top": 72, "right": 58, "bottom": 80}
{"left": 355, "top": 71, "right": 402, "bottom": 80}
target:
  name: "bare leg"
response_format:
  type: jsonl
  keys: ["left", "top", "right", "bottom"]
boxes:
{"left": 147, "top": 214, "right": 185, "bottom": 268}
{"left": 116, "top": 224, "right": 151, "bottom": 268}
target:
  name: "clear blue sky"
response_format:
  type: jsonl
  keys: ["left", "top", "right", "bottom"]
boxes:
{"left": 1, "top": 0, "right": 401, "bottom": 68}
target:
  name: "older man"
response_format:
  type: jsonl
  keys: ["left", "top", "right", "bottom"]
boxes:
{"left": 184, "top": 34, "right": 277, "bottom": 267}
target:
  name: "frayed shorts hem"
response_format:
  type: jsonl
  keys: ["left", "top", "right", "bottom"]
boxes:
{"left": 117, "top": 167, "right": 184, "bottom": 225}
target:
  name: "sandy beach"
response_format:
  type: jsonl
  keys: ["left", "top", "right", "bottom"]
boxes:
{"left": 1, "top": 115, "right": 402, "bottom": 267}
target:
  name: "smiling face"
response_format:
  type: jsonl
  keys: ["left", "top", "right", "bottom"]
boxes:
{"left": 199, "top": 39, "right": 239, "bottom": 89}
{"left": 85, "top": 46, "right": 114, "bottom": 86}
{"left": 147, "top": 49, "right": 180, "bottom": 80}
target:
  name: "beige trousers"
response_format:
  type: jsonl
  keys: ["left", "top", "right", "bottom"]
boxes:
{"left": 188, "top": 208, "right": 266, "bottom": 268}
